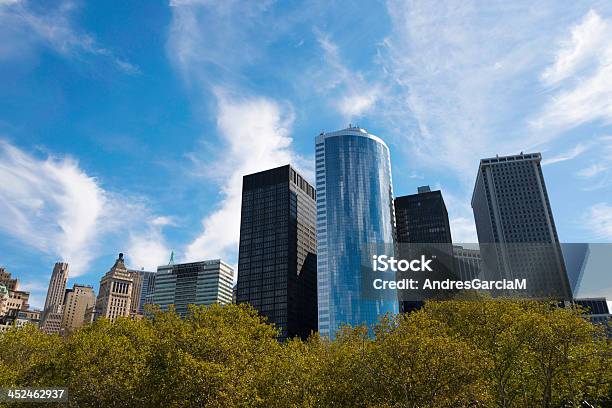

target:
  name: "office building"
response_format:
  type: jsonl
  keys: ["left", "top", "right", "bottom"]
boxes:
{"left": 95, "top": 253, "right": 134, "bottom": 322}
{"left": 0, "top": 268, "right": 18, "bottom": 291}
{"left": 316, "top": 126, "right": 397, "bottom": 338}
{"left": 453, "top": 245, "right": 482, "bottom": 281}
{"left": 0, "top": 307, "right": 39, "bottom": 332}
{"left": 471, "top": 153, "right": 572, "bottom": 299}
{"left": 395, "top": 186, "right": 453, "bottom": 244}
{"left": 395, "top": 186, "right": 455, "bottom": 311}
{"left": 41, "top": 263, "right": 68, "bottom": 331}
{"left": 129, "top": 269, "right": 156, "bottom": 315}
{"left": 6, "top": 289, "right": 29, "bottom": 312}
{"left": 43, "top": 262, "right": 68, "bottom": 312}
{"left": 152, "top": 260, "right": 234, "bottom": 317}
{"left": 574, "top": 298, "right": 610, "bottom": 315}
{"left": 127, "top": 269, "right": 154, "bottom": 316}
{"left": 13, "top": 309, "right": 41, "bottom": 329}
{"left": 84, "top": 306, "right": 95, "bottom": 324}
{"left": 40, "top": 308, "right": 63, "bottom": 334}
{"left": 0, "top": 284, "right": 8, "bottom": 317}
{"left": 61, "top": 284, "right": 96, "bottom": 334}
{"left": 574, "top": 297, "right": 611, "bottom": 338}
{"left": 561, "top": 243, "right": 590, "bottom": 295}
{"left": 236, "top": 165, "right": 317, "bottom": 340}
{"left": 0, "top": 270, "right": 37, "bottom": 330}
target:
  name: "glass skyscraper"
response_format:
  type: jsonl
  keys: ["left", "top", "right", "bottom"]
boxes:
{"left": 236, "top": 165, "right": 317, "bottom": 341}
{"left": 316, "top": 126, "right": 397, "bottom": 338}
{"left": 152, "top": 260, "right": 234, "bottom": 317}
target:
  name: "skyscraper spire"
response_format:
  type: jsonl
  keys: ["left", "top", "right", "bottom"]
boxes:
{"left": 168, "top": 251, "right": 175, "bottom": 265}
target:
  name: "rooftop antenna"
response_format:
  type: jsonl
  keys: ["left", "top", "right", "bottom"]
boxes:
{"left": 168, "top": 251, "right": 175, "bottom": 266}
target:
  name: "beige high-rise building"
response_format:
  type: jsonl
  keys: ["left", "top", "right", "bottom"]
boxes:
{"left": 41, "top": 262, "right": 68, "bottom": 333}
{"left": 40, "top": 307, "right": 63, "bottom": 334}
{"left": 6, "top": 290, "right": 29, "bottom": 311}
{"left": 0, "top": 268, "right": 18, "bottom": 291}
{"left": 44, "top": 263, "right": 68, "bottom": 312}
{"left": 95, "top": 253, "right": 133, "bottom": 322}
{"left": 61, "top": 284, "right": 96, "bottom": 334}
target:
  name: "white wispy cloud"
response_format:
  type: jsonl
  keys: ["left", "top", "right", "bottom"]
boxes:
{"left": 0, "top": 0, "right": 138, "bottom": 73}
{"left": 377, "top": 0, "right": 612, "bottom": 191}
{"left": 126, "top": 221, "right": 172, "bottom": 272}
{"left": 575, "top": 136, "right": 612, "bottom": 188}
{"left": 541, "top": 10, "right": 609, "bottom": 86}
{"left": 184, "top": 90, "right": 310, "bottom": 262}
{"left": 380, "top": 0, "right": 557, "bottom": 180}
{"left": 167, "top": 0, "right": 312, "bottom": 263}
{"left": 0, "top": 140, "right": 104, "bottom": 275}
{"left": 533, "top": 10, "right": 612, "bottom": 135}
{"left": 577, "top": 163, "right": 608, "bottom": 178}
{"left": 167, "top": 0, "right": 274, "bottom": 85}
{"left": 0, "top": 140, "right": 171, "bottom": 276}
{"left": 585, "top": 203, "right": 612, "bottom": 240}
{"left": 314, "top": 30, "right": 382, "bottom": 120}
{"left": 542, "top": 142, "right": 590, "bottom": 165}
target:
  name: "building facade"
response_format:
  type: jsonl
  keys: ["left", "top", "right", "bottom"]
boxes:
{"left": 43, "top": 262, "right": 68, "bottom": 312}
{"left": 152, "top": 260, "right": 234, "bottom": 317}
{"left": 0, "top": 269, "right": 35, "bottom": 331}
{"left": 40, "top": 308, "right": 63, "bottom": 334}
{"left": 236, "top": 165, "right": 318, "bottom": 340}
{"left": 471, "top": 153, "right": 572, "bottom": 299}
{"left": 127, "top": 269, "right": 154, "bottom": 317}
{"left": 0, "top": 284, "right": 8, "bottom": 317}
{"left": 453, "top": 245, "right": 482, "bottom": 281}
{"left": 394, "top": 186, "right": 455, "bottom": 312}
{"left": 134, "top": 270, "right": 156, "bottom": 315}
{"left": 61, "top": 284, "right": 96, "bottom": 334}
{"left": 95, "top": 253, "right": 134, "bottom": 322}
{"left": 13, "top": 309, "right": 41, "bottom": 329}
{"left": 394, "top": 186, "right": 453, "bottom": 244}
{"left": 0, "top": 269, "right": 29, "bottom": 313}
{"left": 0, "top": 268, "right": 18, "bottom": 291}
{"left": 316, "top": 126, "right": 397, "bottom": 338}
{"left": 574, "top": 297, "right": 611, "bottom": 338}
{"left": 5, "top": 289, "right": 29, "bottom": 312}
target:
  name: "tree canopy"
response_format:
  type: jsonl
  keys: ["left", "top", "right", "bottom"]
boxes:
{"left": 0, "top": 300, "right": 609, "bottom": 407}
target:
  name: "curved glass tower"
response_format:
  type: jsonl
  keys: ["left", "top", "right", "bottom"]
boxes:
{"left": 316, "top": 126, "right": 397, "bottom": 338}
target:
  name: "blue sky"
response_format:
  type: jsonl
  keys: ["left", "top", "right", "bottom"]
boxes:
{"left": 0, "top": 0, "right": 611, "bottom": 309}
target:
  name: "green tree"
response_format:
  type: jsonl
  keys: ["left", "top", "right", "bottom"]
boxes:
{"left": 0, "top": 300, "right": 609, "bottom": 408}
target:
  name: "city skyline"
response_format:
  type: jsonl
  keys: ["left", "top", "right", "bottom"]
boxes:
{"left": 1, "top": 1, "right": 612, "bottom": 309}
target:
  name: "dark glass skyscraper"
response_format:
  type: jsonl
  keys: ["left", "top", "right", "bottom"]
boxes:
{"left": 394, "top": 186, "right": 452, "bottom": 244}
{"left": 394, "top": 186, "right": 454, "bottom": 312}
{"left": 237, "top": 165, "right": 317, "bottom": 341}
{"left": 316, "top": 126, "right": 397, "bottom": 338}
{"left": 471, "top": 152, "right": 572, "bottom": 299}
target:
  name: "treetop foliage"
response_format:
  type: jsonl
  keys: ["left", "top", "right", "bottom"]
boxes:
{"left": 0, "top": 300, "right": 609, "bottom": 408}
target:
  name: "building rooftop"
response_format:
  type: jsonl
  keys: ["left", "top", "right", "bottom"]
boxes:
{"left": 480, "top": 152, "right": 541, "bottom": 165}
